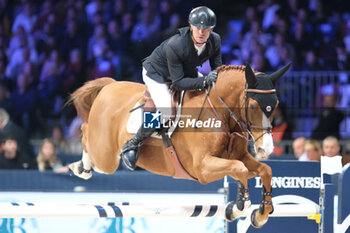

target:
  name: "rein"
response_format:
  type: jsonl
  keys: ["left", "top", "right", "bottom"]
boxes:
{"left": 205, "top": 83, "right": 275, "bottom": 154}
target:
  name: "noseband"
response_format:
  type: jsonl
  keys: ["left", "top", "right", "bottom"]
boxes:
{"left": 206, "top": 83, "right": 276, "bottom": 154}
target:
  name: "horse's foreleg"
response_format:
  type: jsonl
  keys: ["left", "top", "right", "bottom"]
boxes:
{"left": 193, "top": 154, "right": 251, "bottom": 221}
{"left": 241, "top": 153, "right": 273, "bottom": 228}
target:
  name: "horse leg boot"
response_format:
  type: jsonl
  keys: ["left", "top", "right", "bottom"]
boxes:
{"left": 241, "top": 155, "right": 274, "bottom": 228}
{"left": 120, "top": 126, "right": 156, "bottom": 170}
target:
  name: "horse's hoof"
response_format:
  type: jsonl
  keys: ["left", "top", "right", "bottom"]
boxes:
{"left": 225, "top": 201, "right": 236, "bottom": 222}
{"left": 69, "top": 161, "right": 92, "bottom": 180}
{"left": 225, "top": 200, "right": 251, "bottom": 221}
{"left": 250, "top": 209, "right": 268, "bottom": 228}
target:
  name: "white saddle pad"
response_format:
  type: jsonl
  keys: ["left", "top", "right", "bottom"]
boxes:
{"left": 126, "top": 91, "right": 185, "bottom": 138}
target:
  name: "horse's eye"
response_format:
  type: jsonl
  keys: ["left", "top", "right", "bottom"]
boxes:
{"left": 250, "top": 104, "right": 256, "bottom": 109}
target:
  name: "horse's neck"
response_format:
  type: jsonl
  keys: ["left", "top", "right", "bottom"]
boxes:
{"left": 214, "top": 73, "right": 246, "bottom": 110}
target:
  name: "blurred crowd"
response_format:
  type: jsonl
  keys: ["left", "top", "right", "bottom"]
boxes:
{"left": 223, "top": 0, "right": 350, "bottom": 72}
{"left": 0, "top": 0, "right": 349, "bottom": 163}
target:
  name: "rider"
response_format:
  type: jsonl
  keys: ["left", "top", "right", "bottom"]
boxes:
{"left": 120, "top": 6, "right": 223, "bottom": 170}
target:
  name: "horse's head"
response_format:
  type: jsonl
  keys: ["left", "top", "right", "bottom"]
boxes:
{"left": 244, "top": 63, "right": 291, "bottom": 159}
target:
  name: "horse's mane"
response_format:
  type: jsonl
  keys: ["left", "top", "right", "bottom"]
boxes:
{"left": 217, "top": 65, "right": 246, "bottom": 74}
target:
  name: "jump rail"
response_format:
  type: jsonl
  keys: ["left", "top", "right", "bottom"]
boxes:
{"left": 0, "top": 202, "right": 319, "bottom": 219}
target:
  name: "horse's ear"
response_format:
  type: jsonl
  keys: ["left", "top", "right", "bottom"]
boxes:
{"left": 270, "top": 63, "right": 291, "bottom": 84}
{"left": 245, "top": 63, "right": 257, "bottom": 88}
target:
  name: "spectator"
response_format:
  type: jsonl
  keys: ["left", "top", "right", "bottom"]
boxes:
{"left": 66, "top": 116, "right": 83, "bottom": 155}
{"left": 7, "top": 25, "right": 35, "bottom": 60}
{"left": 37, "top": 138, "right": 67, "bottom": 173}
{"left": 130, "top": 7, "right": 161, "bottom": 62}
{"left": 35, "top": 21, "right": 57, "bottom": 63}
{"left": 158, "top": 0, "right": 180, "bottom": 40}
{"left": 11, "top": 2, "right": 37, "bottom": 34}
{"left": 39, "top": 49, "right": 64, "bottom": 81}
{"left": 121, "top": 12, "right": 134, "bottom": 46}
{"left": 257, "top": 0, "right": 280, "bottom": 31}
{"left": 265, "top": 33, "right": 295, "bottom": 69}
{"left": 90, "top": 11, "right": 105, "bottom": 35}
{"left": 22, "top": 61, "right": 36, "bottom": 87}
{"left": 299, "top": 50, "right": 321, "bottom": 70}
{"left": 62, "top": 49, "right": 85, "bottom": 95}
{"left": 251, "top": 51, "right": 272, "bottom": 72}
{"left": 73, "top": 0, "right": 88, "bottom": 28}
{"left": 88, "top": 41, "right": 114, "bottom": 80}
{"left": 0, "top": 134, "right": 36, "bottom": 169}
{"left": 37, "top": 50, "right": 63, "bottom": 118}
{"left": 0, "top": 45, "right": 8, "bottom": 78}
{"left": 85, "top": 0, "right": 104, "bottom": 24}
{"left": 266, "top": 10, "right": 289, "bottom": 35}
{"left": 304, "top": 139, "right": 322, "bottom": 162}
{"left": 241, "top": 6, "right": 257, "bottom": 35}
{"left": 335, "top": 43, "right": 350, "bottom": 70}
{"left": 322, "top": 136, "right": 350, "bottom": 167}
{"left": 240, "top": 20, "right": 271, "bottom": 63}
{"left": 0, "top": 0, "right": 11, "bottom": 37}
{"left": 289, "top": 19, "right": 313, "bottom": 68}
{"left": 59, "top": 19, "right": 86, "bottom": 61}
{"left": 106, "top": 0, "right": 127, "bottom": 23}
{"left": 292, "top": 137, "right": 308, "bottom": 161}
{"left": 106, "top": 19, "right": 124, "bottom": 79}
{"left": 11, "top": 72, "right": 37, "bottom": 135}
{"left": 0, "top": 108, "right": 34, "bottom": 159}
{"left": 87, "top": 23, "right": 108, "bottom": 62}
{"left": 311, "top": 94, "right": 344, "bottom": 140}
{"left": 0, "top": 81, "right": 12, "bottom": 114}
{"left": 107, "top": 19, "right": 125, "bottom": 55}
{"left": 51, "top": 124, "right": 68, "bottom": 155}
{"left": 31, "top": 0, "right": 54, "bottom": 35}
{"left": 6, "top": 38, "right": 38, "bottom": 80}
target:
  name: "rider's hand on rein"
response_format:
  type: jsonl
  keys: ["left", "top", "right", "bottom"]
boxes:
{"left": 203, "top": 70, "right": 218, "bottom": 87}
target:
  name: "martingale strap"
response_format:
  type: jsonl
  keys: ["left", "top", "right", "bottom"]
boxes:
{"left": 161, "top": 132, "right": 198, "bottom": 181}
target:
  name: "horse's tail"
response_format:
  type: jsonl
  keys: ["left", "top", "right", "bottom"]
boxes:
{"left": 66, "top": 78, "right": 116, "bottom": 122}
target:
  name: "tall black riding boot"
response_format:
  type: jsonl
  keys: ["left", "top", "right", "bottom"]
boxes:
{"left": 120, "top": 126, "right": 156, "bottom": 170}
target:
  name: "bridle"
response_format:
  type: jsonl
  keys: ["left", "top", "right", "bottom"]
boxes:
{"left": 206, "top": 83, "right": 276, "bottom": 154}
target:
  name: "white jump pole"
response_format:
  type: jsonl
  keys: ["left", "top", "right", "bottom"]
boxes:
{"left": 0, "top": 203, "right": 319, "bottom": 219}
{"left": 0, "top": 203, "right": 226, "bottom": 218}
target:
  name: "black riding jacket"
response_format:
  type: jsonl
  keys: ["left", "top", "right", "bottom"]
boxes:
{"left": 142, "top": 27, "right": 222, "bottom": 90}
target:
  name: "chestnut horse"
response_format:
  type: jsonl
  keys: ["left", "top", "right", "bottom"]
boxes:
{"left": 68, "top": 64, "right": 290, "bottom": 227}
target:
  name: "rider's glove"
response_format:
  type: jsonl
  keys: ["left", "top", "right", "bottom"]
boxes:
{"left": 203, "top": 70, "right": 218, "bottom": 87}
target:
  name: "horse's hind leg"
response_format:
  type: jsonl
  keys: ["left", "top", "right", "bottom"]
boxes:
{"left": 68, "top": 123, "right": 93, "bottom": 180}
{"left": 241, "top": 153, "right": 273, "bottom": 228}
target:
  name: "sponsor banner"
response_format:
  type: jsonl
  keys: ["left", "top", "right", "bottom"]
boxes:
{"left": 254, "top": 176, "right": 321, "bottom": 189}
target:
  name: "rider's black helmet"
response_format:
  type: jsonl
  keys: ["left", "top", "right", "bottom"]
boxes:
{"left": 188, "top": 6, "right": 216, "bottom": 29}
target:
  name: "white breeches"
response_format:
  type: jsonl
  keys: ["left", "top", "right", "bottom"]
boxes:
{"left": 142, "top": 68, "right": 204, "bottom": 123}
{"left": 142, "top": 67, "right": 172, "bottom": 122}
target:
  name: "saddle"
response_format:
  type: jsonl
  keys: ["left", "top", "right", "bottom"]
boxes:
{"left": 126, "top": 89, "right": 196, "bottom": 181}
